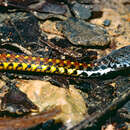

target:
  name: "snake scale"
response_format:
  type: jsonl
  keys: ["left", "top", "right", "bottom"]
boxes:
{"left": 0, "top": 45, "right": 129, "bottom": 78}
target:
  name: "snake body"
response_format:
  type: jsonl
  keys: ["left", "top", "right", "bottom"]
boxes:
{"left": 78, "top": 45, "right": 130, "bottom": 77}
{"left": 0, "top": 45, "right": 129, "bottom": 77}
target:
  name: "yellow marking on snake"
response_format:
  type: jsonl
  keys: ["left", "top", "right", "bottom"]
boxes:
{"left": 13, "top": 63, "right": 19, "bottom": 70}
{"left": 79, "top": 63, "right": 83, "bottom": 66}
{"left": 50, "top": 66, "right": 56, "bottom": 73}
{"left": 16, "top": 64, "right": 23, "bottom": 71}
{"left": 0, "top": 63, "right": 3, "bottom": 70}
{"left": 7, "top": 62, "right": 19, "bottom": 70}
{"left": 40, "top": 58, "right": 44, "bottom": 61}
{"left": 21, "top": 63, "right": 28, "bottom": 71}
{"left": 48, "top": 59, "right": 52, "bottom": 62}
{"left": 7, "top": 54, "right": 11, "bottom": 57}
{"left": 56, "top": 59, "right": 60, "bottom": 64}
{"left": 41, "top": 65, "right": 48, "bottom": 72}
{"left": 15, "top": 55, "right": 20, "bottom": 58}
{"left": 3, "top": 62, "right": 10, "bottom": 70}
{"left": 71, "top": 62, "right": 74, "bottom": 64}
{"left": 32, "top": 57, "right": 36, "bottom": 60}
{"left": 58, "top": 67, "right": 65, "bottom": 74}
{"left": 63, "top": 60, "right": 67, "bottom": 64}
{"left": 24, "top": 56, "right": 29, "bottom": 59}
{"left": 87, "top": 64, "right": 91, "bottom": 67}
{"left": 67, "top": 68, "right": 76, "bottom": 75}
{"left": 30, "top": 64, "right": 39, "bottom": 72}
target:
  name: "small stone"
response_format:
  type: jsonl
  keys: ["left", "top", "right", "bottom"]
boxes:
{"left": 39, "top": 20, "right": 63, "bottom": 36}
{"left": 71, "top": 3, "right": 92, "bottom": 20}
{"left": 103, "top": 19, "right": 111, "bottom": 26}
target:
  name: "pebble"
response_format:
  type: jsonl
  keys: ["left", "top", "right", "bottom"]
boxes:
{"left": 103, "top": 19, "right": 111, "bottom": 26}
{"left": 71, "top": 3, "right": 92, "bottom": 20}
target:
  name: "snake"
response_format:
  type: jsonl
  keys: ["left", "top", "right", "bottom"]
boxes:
{"left": 0, "top": 45, "right": 129, "bottom": 78}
